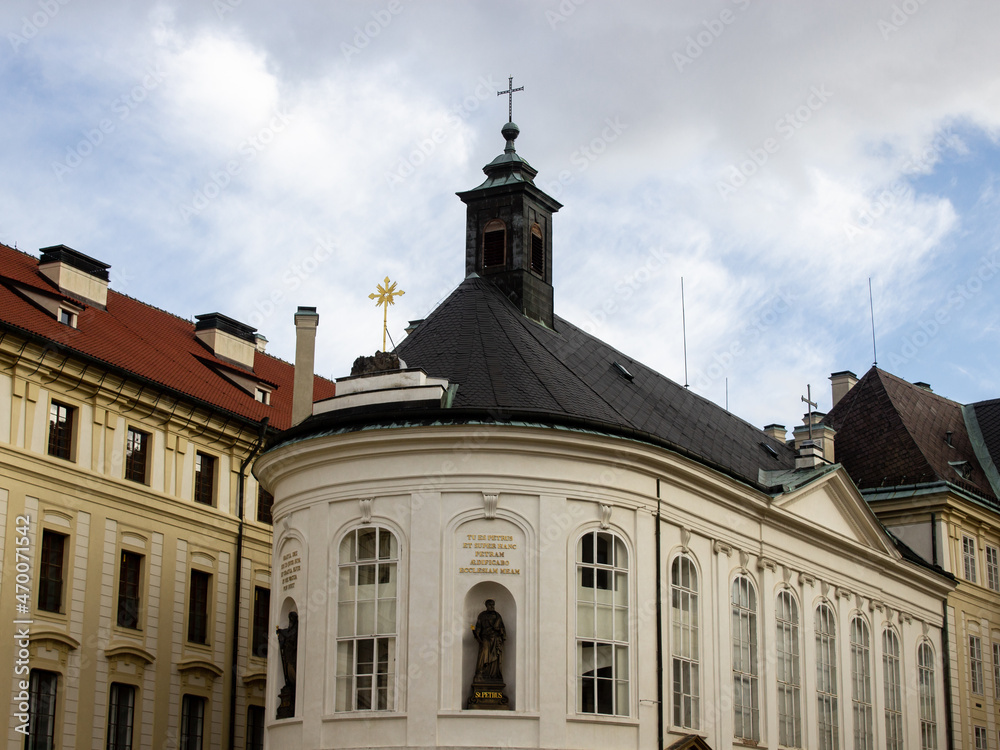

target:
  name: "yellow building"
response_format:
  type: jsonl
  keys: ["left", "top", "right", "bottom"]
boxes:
{"left": 825, "top": 367, "right": 1000, "bottom": 750}
{"left": 0, "top": 243, "right": 334, "bottom": 749}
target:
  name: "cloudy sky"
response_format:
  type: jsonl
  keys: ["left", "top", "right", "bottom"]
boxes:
{"left": 2, "top": 0, "right": 998, "bottom": 434}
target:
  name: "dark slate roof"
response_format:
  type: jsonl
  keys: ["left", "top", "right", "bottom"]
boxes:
{"left": 971, "top": 398, "right": 1000, "bottom": 475}
{"left": 381, "top": 274, "right": 795, "bottom": 488}
{"left": 824, "top": 367, "right": 997, "bottom": 505}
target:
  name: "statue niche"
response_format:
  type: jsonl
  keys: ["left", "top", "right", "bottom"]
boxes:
{"left": 467, "top": 599, "right": 510, "bottom": 709}
{"left": 276, "top": 611, "right": 298, "bottom": 718}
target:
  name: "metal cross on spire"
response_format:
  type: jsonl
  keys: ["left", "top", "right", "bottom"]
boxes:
{"left": 801, "top": 384, "right": 818, "bottom": 442}
{"left": 369, "top": 276, "right": 405, "bottom": 352}
{"left": 497, "top": 75, "right": 524, "bottom": 122}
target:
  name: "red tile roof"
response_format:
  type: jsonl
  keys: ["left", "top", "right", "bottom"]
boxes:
{"left": 824, "top": 367, "right": 997, "bottom": 504}
{"left": 0, "top": 243, "right": 335, "bottom": 431}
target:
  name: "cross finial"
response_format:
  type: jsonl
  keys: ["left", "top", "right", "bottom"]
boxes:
{"left": 368, "top": 276, "right": 405, "bottom": 352}
{"left": 497, "top": 75, "right": 524, "bottom": 123}
{"left": 801, "top": 384, "right": 818, "bottom": 442}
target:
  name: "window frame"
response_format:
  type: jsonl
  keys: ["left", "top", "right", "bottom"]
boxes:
{"left": 970, "top": 635, "right": 984, "bottom": 695}
{"left": 47, "top": 400, "right": 75, "bottom": 461}
{"left": 251, "top": 586, "right": 270, "bottom": 660}
{"left": 850, "top": 615, "right": 873, "bottom": 750}
{"left": 246, "top": 705, "right": 265, "bottom": 750}
{"left": 816, "top": 603, "right": 839, "bottom": 750}
{"left": 963, "top": 535, "right": 978, "bottom": 583}
{"left": 482, "top": 219, "right": 506, "bottom": 269}
{"left": 918, "top": 641, "right": 938, "bottom": 750}
{"left": 257, "top": 485, "right": 273, "bottom": 525}
{"left": 193, "top": 452, "right": 216, "bottom": 507}
{"left": 38, "top": 530, "right": 67, "bottom": 613}
{"left": 669, "top": 554, "right": 699, "bottom": 730}
{"left": 116, "top": 550, "right": 142, "bottom": 630}
{"left": 775, "top": 589, "right": 801, "bottom": 748}
{"left": 985, "top": 545, "right": 999, "bottom": 593}
{"left": 731, "top": 574, "right": 760, "bottom": 743}
{"left": 187, "top": 570, "right": 211, "bottom": 645}
{"left": 26, "top": 669, "right": 58, "bottom": 750}
{"left": 336, "top": 526, "right": 399, "bottom": 712}
{"left": 529, "top": 223, "right": 544, "bottom": 275}
{"left": 124, "top": 426, "right": 150, "bottom": 484}
{"left": 883, "top": 628, "right": 903, "bottom": 750}
{"left": 575, "top": 529, "right": 630, "bottom": 717}
{"left": 106, "top": 682, "right": 136, "bottom": 750}
{"left": 180, "top": 694, "right": 205, "bottom": 750}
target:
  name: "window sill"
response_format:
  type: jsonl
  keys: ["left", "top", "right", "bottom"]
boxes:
{"left": 567, "top": 714, "right": 639, "bottom": 727}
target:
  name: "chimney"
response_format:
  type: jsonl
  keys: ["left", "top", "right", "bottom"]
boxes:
{"left": 255, "top": 334, "right": 268, "bottom": 353}
{"left": 914, "top": 381, "right": 932, "bottom": 392}
{"left": 763, "top": 424, "right": 787, "bottom": 443}
{"left": 795, "top": 441, "right": 827, "bottom": 470}
{"left": 38, "top": 245, "right": 111, "bottom": 308}
{"left": 829, "top": 370, "right": 858, "bottom": 408}
{"left": 194, "top": 313, "right": 257, "bottom": 370}
{"left": 292, "top": 307, "right": 319, "bottom": 426}
{"left": 792, "top": 411, "right": 836, "bottom": 463}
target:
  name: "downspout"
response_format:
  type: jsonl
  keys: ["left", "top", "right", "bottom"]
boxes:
{"left": 655, "top": 478, "right": 664, "bottom": 750}
{"left": 228, "top": 417, "right": 270, "bottom": 750}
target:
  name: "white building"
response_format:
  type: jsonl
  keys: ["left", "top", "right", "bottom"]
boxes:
{"left": 256, "top": 122, "right": 954, "bottom": 750}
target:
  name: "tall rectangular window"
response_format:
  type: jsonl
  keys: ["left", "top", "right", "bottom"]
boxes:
{"left": 975, "top": 727, "right": 988, "bottom": 750}
{"left": 252, "top": 587, "right": 270, "bottom": 659}
{"left": 106, "top": 682, "right": 135, "bottom": 750}
{"left": 337, "top": 526, "right": 400, "bottom": 712}
{"left": 775, "top": 590, "right": 801, "bottom": 747}
{"left": 816, "top": 604, "right": 839, "bottom": 750}
{"left": 124, "top": 427, "right": 149, "bottom": 484}
{"left": 26, "top": 669, "right": 58, "bottom": 750}
{"left": 246, "top": 705, "right": 264, "bottom": 750}
{"left": 47, "top": 401, "right": 74, "bottom": 460}
{"left": 38, "top": 531, "right": 66, "bottom": 613}
{"left": 117, "top": 551, "right": 142, "bottom": 629}
{"left": 963, "top": 535, "right": 978, "bottom": 583}
{"left": 994, "top": 643, "right": 1000, "bottom": 700}
{"left": 257, "top": 486, "right": 273, "bottom": 524}
{"left": 179, "top": 695, "right": 205, "bottom": 750}
{"left": 850, "top": 617, "right": 873, "bottom": 750}
{"left": 970, "top": 635, "right": 984, "bottom": 695}
{"left": 193, "top": 452, "right": 215, "bottom": 506}
{"left": 883, "top": 629, "right": 903, "bottom": 750}
{"left": 187, "top": 570, "right": 210, "bottom": 644}
{"left": 986, "top": 546, "right": 999, "bottom": 592}
{"left": 918, "top": 643, "right": 937, "bottom": 750}
{"left": 731, "top": 575, "right": 759, "bottom": 743}
{"left": 670, "top": 555, "right": 699, "bottom": 729}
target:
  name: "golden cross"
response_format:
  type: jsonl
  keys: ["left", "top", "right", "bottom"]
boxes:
{"left": 368, "top": 276, "right": 405, "bottom": 351}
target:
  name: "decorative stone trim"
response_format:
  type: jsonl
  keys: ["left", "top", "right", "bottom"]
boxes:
{"left": 713, "top": 540, "right": 733, "bottom": 557}
{"left": 599, "top": 504, "right": 612, "bottom": 530}
{"left": 798, "top": 572, "right": 815, "bottom": 586}
{"left": 359, "top": 498, "right": 373, "bottom": 524}
{"left": 483, "top": 493, "right": 499, "bottom": 520}
{"left": 757, "top": 556, "right": 777, "bottom": 573}
{"left": 739, "top": 550, "right": 750, "bottom": 569}
{"left": 680, "top": 526, "right": 691, "bottom": 551}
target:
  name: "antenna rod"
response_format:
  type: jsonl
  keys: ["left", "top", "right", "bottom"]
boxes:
{"left": 869, "top": 277, "right": 877, "bottom": 366}
{"left": 681, "top": 277, "right": 689, "bottom": 388}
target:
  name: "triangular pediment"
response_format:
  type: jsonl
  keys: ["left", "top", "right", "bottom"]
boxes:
{"left": 771, "top": 467, "right": 899, "bottom": 557}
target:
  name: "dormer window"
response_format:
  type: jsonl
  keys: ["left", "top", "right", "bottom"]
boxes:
{"left": 254, "top": 387, "right": 271, "bottom": 405}
{"left": 59, "top": 309, "right": 77, "bottom": 327}
{"left": 530, "top": 224, "right": 544, "bottom": 274}
{"left": 483, "top": 220, "right": 506, "bottom": 268}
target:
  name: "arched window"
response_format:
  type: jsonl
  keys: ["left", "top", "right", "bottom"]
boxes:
{"left": 336, "top": 526, "right": 398, "bottom": 711}
{"left": 850, "top": 616, "right": 873, "bottom": 750}
{"left": 530, "top": 224, "right": 544, "bottom": 274}
{"left": 776, "top": 590, "right": 801, "bottom": 747}
{"left": 731, "top": 575, "right": 759, "bottom": 742}
{"left": 883, "top": 628, "right": 903, "bottom": 750}
{"left": 816, "top": 604, "right": 839, "bottom": 750}
{"left": 576, "top": 530, "right": 629, "bottom": 716}
{"left": 670, "top": 555, "right": 699, "bottom": 729}
{"left": 482, "top": 220, "right": 506, "bottom": 269}
{"left": 917, "top": 642, "right": 938, "bottom": 750}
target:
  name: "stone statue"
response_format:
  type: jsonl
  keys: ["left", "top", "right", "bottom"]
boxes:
{"left": 276, "top": 611, "right": 298, "bottom": 718}
{"left": 473, "top": 599, "right": 506, "bottom": 682}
